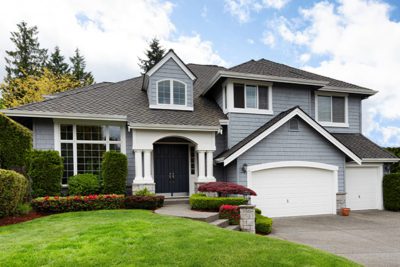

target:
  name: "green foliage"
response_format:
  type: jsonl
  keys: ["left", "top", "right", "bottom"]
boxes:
{"left": 46, "top": 46, "right": 69, "bottom": 75}
{"left": 124, "top": 195, "right": 164, "bottom": 210}
{"left": 70, "top": 48, "right": 94, "bottom": 86}
{"left": 256, "top": 213, "right": 273, "bottom": 235}
{"left": 0, "top": 113, "right": 32, "bottom": 170}
{"left": 28, "top": 150, "right": 63, "bottom": 197}
{"left": 0, "top": 169, "right": 28, "bottom": 217}
{"left": 189, "top": 193, "right": 248, "bottom": 211}
{"left": 386, "top": 147, "right": 400, "bottom": 173}
{"left": 255, "top": 208, "right": 262, "bottom": 215}
{"left": 134, "top": 188, "right": 154, "bottom": 196}
{"left": 16, "top": 203, "right": 32, "bottom": 215}
{"left": 68, "top": 174, "right": 99, "bottom": 196}
{"left": 383, "top": 173, "right": 400, "bottom": 211}
{"left": 102, "top": 151, "right": 127, "bottom": 194}
{"left": 138, "top": 38, "right": 165, "bottom": 73}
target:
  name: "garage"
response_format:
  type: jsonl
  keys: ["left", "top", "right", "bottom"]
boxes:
{"left": 345, "top": 164, "right": 383, "bottom": 210}
{"left": 247, "top": 161, "right": 338, "bottom": 217}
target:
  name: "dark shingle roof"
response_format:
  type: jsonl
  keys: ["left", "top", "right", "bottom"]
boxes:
{"left": 8, "top": 64, "right": 228, "bottom": 127}
{"left": 333, "top": 133, "right": 398, "bottom": 159}
{"left": 229, "top": 59, "right": 374, "bottom": 93}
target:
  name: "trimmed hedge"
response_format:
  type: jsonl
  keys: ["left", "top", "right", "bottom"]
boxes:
{"left": 102, "top": 151, "right": 127, "bottom": 194}
{"left": 0, "top": 169, "right": 28, "bottom": 217}
{"left": 198, "top": 182, "right": 257, "bottom": 196}
{"left": 28, "top": 150, "right": 63, "bottom": 197}
{"left": 68, "top": 174, "right": 100, "bottom": 196}
{"left": 219, "top": 204, "right": 240, "bottom": 225}
{"left": 256, "top": 213, "right": 273, "bottom": 235}
{"left": 32, "top": 194, "right": 125, "bottom": 213}
{"left": 0, "top": 113, "right": 32, "bottom": 170}
{"left": 190, "top": 193, "right": 248, "bottom": 211}
{"left": 124, "top": 195, "right": 164, "bottom": 210}
{"left": 383, "top": 173, "right": 400, "bottom": 211}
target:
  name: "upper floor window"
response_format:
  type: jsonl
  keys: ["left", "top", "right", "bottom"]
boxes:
{"left": 157, "top": 79, "right": 186, "bottom": 106}
{"left": 230, "top": 83, "right": 271, "bottom": 114}
{"left": 316, "top": 93, "right": 348, "bottom": 127}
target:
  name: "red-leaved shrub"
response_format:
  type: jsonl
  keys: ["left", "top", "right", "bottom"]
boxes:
{"left": 219, "top": 204, "right": 240, "bottom": 225}
{"left": 198, "top": 182, "right": 256, "bottom": 196}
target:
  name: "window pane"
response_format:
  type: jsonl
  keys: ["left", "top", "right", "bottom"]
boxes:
{"left": 245, "top": 85, "right": 257, "bottom": 108}
{"left": 60, "top": 124, "right": 73, "bottom": 140}
{"left": 173, "top": 81, "right": 185, "bottom": 105}
{"left": 61, "top": 143, "right": 74, "bottom": 184}
{"left": 77, "top": 125, "right": 106, "bottom": 141}
{"left": 332, "top": 96, "right": 345, "bottom": 123}
{"left": 318, "top": 96, "right": 332, "bottom": 122}
{"left": 109, "top": 126, "right": 121, "bottom": 141}
{"left": 77, "top": 143, "right": 106, "bottom": 176}
{"left": 109, "top": 144, "right": 121, "bottom": 152}
{"left": 258, "top": 86, "right": 269, "bottom": 110}
{"left": 233, "top": 83, "right": 245, "bottom": 108}
{"left": 158, "top": 80, "right": 170, "bottom": 104}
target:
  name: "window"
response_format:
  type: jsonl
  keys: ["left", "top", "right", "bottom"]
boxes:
{"left": 233, "top": 83, "right": 271, "bottom": 111}
{"left": 59, "top": 124, "right": 124, "bottom": 184}
{"left": 157, "top": 79, "right": 186, "bottom": 106}
{"left": 245, "top": 85, "right": 257, "bottom": 108}
{"left": 316, "top": 94, "right": 347, "bottom": 126}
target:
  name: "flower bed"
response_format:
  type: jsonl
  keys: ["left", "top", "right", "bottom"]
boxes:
{"left": 219, "top": 204, "right": 240, "bottom": 225}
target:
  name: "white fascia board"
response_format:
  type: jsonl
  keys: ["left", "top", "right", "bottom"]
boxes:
{"left": 223, "top": 108, "right": 362, "bottom": 166}
{"left": 128, "top": 123, "right": 220, "bottom": 132}
{"left": 319, "top": 86, "right": 377, "bottom": 96}
{"left": 145, "top": 50, "right": 196, "bottom": 80}
{"left": 202, "top": 71, "right": 330, "bottom": 95}
{"left": 1, "top": 110, "right": 127, "bottom": 121}
{"left": 362, "top": 158, "right": 400, "bottom": 163}
{"left": 219, "top": 119, "right": 229, "bottom": 125}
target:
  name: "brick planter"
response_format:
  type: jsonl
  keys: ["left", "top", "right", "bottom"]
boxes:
{"left": 239, "top": 205, "right": 256, "bottom": 233}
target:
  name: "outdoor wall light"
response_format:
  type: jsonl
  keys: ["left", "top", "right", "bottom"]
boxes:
{"left": 241, "top": 163, "right": 248, "bottom": 173}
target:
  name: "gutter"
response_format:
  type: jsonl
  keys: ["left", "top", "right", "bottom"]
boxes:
{"left": 1, "top": 110, "right": 127, "bottom": 121}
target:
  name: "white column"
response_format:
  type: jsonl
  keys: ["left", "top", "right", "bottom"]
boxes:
{"left": 206, "top": 151, "right": 215, "bottom": 181}
{"left": 198, "top": 150, "right": 206, "bottom": 181}
{"left": 143, "top": 149, "right": 153, "bottom": 182}
{"left": 134, "top": 150, "right": 143, "bottom": 182}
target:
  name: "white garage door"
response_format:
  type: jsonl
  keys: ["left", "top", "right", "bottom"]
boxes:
{"left": 248, "top": 161, "right": 338, "bottom": 217}
{"left": 345, "top": 165, "right": 383, "bottom": 210}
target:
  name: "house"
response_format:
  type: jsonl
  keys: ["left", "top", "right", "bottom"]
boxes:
{"left": 2, "top": 49, "right": 398, "bottom": 217}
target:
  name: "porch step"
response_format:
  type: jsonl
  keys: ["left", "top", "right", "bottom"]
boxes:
{"left": 164, "top": 197, "right": 189, "bottom": 205}
{"left": 209, "top": 219, "right": 230, "bottom": 228}
{"left": 225, "top": 225, "right": 240, "bottom": 231}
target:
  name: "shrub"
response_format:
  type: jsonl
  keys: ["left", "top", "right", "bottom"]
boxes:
{"left": 256, "top": 213, "right": 273, "bottom": 235}
{"left": 0, "top": 169, "right": 28, "bottom": 217}
{"left": 0, "top": 113, "right": 32, "bottom": 170}
{"left": 102, "top": 151, "right": 127, "bottom": 194}
{"left": 135, "top": 188, "right": 154, "bottom": 196}
{"left": 219, "top": 205, "right": 240, "bottom": 225}
{"left": 124, "top": 195, "right": 164, "bottom": 210}
{"left": 28, "top": 150, "right": 63, "bottom": 197}
{"left": 31, "top": 194, "right": 124, "bottom": 213}
{"left": 198, "top": 182, "right": 257, "bottom": 196}
{"left": 190, "top": 193, "right": 248, "bottom": 211}
{"left": 16, "top": 203, "right": 32, "bottom": 215}
{"left": 255, "top": 208, "right": 262, "bottom": 215}
{"left": 68, "top": 174, "right": 100, "bottom": 196}
{"left": 383, "top": 173, "right": 400, "bottom": 211}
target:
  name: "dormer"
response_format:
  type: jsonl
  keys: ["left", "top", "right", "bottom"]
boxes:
{"left": 143, "top": 50, "right": 196, "bottom": 111}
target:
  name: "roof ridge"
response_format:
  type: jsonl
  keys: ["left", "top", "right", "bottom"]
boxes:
{"left": 228, "top": 59, "right": 255, "bottom": 71}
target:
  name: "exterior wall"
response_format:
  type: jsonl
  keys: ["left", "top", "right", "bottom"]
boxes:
{"left": 148, "top": 58, "right": 193, "bottom": 107}
{"left": 33, "top": 118, "right": 54, "bottom": 150}
{"left": 235, "top": 119, "right": 346, "bottom": 192}
{"left": 225, "top": 160, "right": 238, "bottom": 183}
{"left": 126, "top": 129, "right": 135, "bottom": 186}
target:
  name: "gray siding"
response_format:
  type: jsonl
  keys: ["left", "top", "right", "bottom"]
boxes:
{"left": 126, "top": 129, "right": 135, "bottom": 185}
{"left": 33, "top": 118, "right": 54, "bottom": 150}
{"left": 148, "top": 58, "right": 193, "bottom": 107}
{"left": 225, "top": 160, "right": 238, "bottom": 184}
{"left": 235, "top": 119, "right": 346, "bottom": 192}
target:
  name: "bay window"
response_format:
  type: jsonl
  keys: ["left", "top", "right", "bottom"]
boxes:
{"left": 316, "top": 94, "right": 348, "bottom": 127}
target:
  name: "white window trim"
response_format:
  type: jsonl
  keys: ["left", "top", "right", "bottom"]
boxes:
{"left": 54, "top": 120, "right": 126, "bottom": 185}
{"left": 153, "top": 79, "right": 193, "bottom": 111}
{"left": 223, "top": 79, "right": 273, "bottom": 115}
{"left": 315, "top": 92, "right": 349, "bottom": 128}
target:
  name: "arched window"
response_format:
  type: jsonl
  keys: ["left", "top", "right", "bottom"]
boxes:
{"left": 157, "top": 79, "right": 186, "bottom": 106}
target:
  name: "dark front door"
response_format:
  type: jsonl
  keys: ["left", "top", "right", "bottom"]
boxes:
{"left": 154, "top": 144, "right": 189, "bottom": 195}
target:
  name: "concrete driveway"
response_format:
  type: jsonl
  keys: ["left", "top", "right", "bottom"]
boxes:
{"left": 270, "top": 210, "right": 400, "bottom": 267}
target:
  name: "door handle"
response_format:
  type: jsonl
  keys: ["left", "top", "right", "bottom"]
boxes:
{"left": 172, "top": 172, "right": 175, "bottom": 183}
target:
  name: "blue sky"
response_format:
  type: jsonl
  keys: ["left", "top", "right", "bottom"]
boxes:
{"left": 1, "top": 0, "right": 400, "bottom": 146}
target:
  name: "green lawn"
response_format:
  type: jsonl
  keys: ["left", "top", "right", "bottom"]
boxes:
{"left": 0, "top": 210, "right": 359, "bottom": 267}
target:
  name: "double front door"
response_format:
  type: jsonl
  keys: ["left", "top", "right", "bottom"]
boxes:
{"left": 154, "top": 144, "right": 189, "bottom": 196}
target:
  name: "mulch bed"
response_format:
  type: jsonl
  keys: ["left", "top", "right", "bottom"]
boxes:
{"left": 0, "top": 212, "right": 48, "bottom": 227}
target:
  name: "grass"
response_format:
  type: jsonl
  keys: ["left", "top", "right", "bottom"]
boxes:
{"left": 0, "top": 210, "right": 359, "bottom": 267}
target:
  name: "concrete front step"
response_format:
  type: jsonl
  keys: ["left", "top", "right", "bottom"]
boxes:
{"left": 210, "top": 219, "right": 230, "bottom": 228}
{"left": 164, "top": 197, "right": 189, "bottom": 205}
{"left": 225, "top": 224, "right": 240, "bottom": 231}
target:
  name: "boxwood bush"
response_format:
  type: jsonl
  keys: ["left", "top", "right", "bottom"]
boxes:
{"left": 0, "top": 169, "right": 28, "bottom": 217}
{"left": 124, "top": 195, "right": 164, "bottom": 210}
{"left": 256, "top": 213, "right": 273, "bottom": 235}
{"left": 383, "top": 173, "right": 400, "bottom": 211}
{"left": 189, "top": 193, "right": 248, "bottom": 211}
{"left": 102, "top": 151, "right": 127, "bottom": 194}
{"left": 68, "top": 174, "right": 100, "bottom": 196}
{"left": 28, "top": 150, "right": 63, "bottom": 197}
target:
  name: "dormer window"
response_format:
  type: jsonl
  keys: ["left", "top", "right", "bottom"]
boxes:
{"left": 154, "top": 79, "right": 191, "bottom": 110}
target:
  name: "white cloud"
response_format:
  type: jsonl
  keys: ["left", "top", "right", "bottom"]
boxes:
{"left": 224, "top": 0, "right": 290, "bottom": 23}
{"left": 0, "top": 0, "right": 226, "bottom": 82}
{"left": 299, "top": 53, "right": 310, "bottom": 63}
{"left": 273, "top": 0, "right": 400, "bottom": 146}
{"left": 261, "top": 32, "right": 275, "bottom": 47}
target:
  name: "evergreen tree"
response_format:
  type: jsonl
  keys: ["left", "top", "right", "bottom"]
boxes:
{"left": 4, "top": 21, "right": 47, "bottom": 81}
{"left": 70, "top": 48, "right": 94, "bottom": 86}
{"left": 47, "top": 46, "right": 69, "bottom": 76}
{"left": 138, "top": 38, "right": 165, "bottom": 73}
